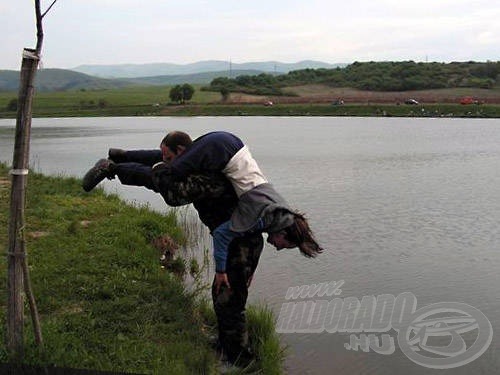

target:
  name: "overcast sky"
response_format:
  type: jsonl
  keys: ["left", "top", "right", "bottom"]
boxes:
{"left": 2, "top": 0, "right": 499, "bottom": 70}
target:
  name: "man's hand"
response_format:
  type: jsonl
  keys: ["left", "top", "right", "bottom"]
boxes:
{"left": 215, "top": 272, "right": 231, "bottom": 294}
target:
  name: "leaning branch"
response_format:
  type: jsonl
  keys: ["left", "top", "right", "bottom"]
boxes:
{"left": 41, "top": 0, "right": 58, "bottom": 18}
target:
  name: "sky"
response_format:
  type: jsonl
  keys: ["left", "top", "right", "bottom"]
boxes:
{"left": 1, "top": 0, "right": 499, "bottom": 70}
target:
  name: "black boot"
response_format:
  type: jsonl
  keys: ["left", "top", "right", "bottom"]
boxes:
{"left": 226, "top": 347, "right": 255, "bottom": 368}
{"left": 82, "top": 159, "right": 116, "bottom": 192}
{"left": 108, "top": 148, "right": 127, "bottom": 163}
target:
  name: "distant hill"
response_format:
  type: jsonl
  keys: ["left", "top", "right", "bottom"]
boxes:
{"left": 6, "top": 61, "right": 493, "bottom": 94}
{"left": 72, "top": 60, "right": 345, "bottom": 78}
{"left": 125, "top": 69, "right": 273, "bottom": 85}
{"left": 0, "top": 68, "right": 278, "bottom": 92}
{"left": 0, "top": 60, "right": 347, "bottom": 92}
{"left": 0, "top": 69, "right": 134, "bottom": 92}
{"left": 0, "top": 70, "right": 20, "bottom": 91}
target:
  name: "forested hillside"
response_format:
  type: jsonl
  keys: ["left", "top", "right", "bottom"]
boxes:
{"left": 205, "top": 61, "right": 500, "bottom": 95}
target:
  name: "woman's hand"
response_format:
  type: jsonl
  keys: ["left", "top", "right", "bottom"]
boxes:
{"left": 215, "top": 272, "right": 231, "bottom": 294}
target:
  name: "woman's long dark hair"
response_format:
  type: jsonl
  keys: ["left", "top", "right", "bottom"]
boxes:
{"left": 284, "top": 212, "right": 323, "bottom": 258}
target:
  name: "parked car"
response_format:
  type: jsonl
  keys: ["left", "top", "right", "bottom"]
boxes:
{"left": 264, "top": 100, "right": 273, "bottom": 106}
{"left": 460, "top": 97, "right": 482, "bottom": 105}
{"left": 331, "top": 99, "right": 345, "bottom": 105}
{"left": 404, "top": 99, "right": 419, "bottom": 105}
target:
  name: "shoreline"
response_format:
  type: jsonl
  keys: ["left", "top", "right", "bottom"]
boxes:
{"left": 1, "top": 103, "right": 499, "bottom": 119}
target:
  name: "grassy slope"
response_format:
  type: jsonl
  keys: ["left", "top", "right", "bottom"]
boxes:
{"left": 0, "top": 164, "right": 285, "bottom": 374}
{"left": 0, "top": 163, "right": 215, "bottom": 373}
{"left": 0, "top": 85, "right": 221, "bottom": 118}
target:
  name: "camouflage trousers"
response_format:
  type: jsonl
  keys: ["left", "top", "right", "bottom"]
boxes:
{"left": 212, "top": 233, "right": 263, "bottom": 363}
{"left": 109, "top": 148, "right": 230, "bottom": 205}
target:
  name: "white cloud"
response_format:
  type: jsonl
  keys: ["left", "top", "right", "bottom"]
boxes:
{"left": 477, "top": 32, "right": 496, "bottom": 45}
{"left": 1, "top": 1, "right": 499, "bottom": 69}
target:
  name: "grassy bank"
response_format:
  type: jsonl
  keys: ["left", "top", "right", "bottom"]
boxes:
{"left": 1, "top": 102, "right": 498, "bottom": 119}
{"left": 157, "top": 103, "right": 500, "bottom": 118}
{"left": 0, "top": 163, "right": 284, "bottom": 374}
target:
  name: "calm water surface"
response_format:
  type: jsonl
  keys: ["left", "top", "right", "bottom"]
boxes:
{"left": 1, "top": 117, "right": 499, "bottom": 374}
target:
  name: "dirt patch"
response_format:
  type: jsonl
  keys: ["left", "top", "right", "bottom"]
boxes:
{"left": 227, "top": 93, "right": 271, "bottom": 104}
{"left": 80, "top": 220, "right": 92, "bottom": 228}
{"left": 27, "top": 231, "right": 49, "bottom": 239}
{"left": 230, "top": 85, "right": 500, "bottom": 105}
{"left": 57, "top": 303, "right": 84, "bottom": 315}
{"left": 151, "top": 234, "right": 178, "bottom": 264}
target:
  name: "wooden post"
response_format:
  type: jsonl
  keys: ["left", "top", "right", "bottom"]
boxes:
{"left": 6, "top": 0, "right": 57, "bottom": 360}
{"left": 7, "top": 48, "right": 40, "bottom": 360}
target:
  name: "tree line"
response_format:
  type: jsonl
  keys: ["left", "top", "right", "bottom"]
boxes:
{"left": 204, "top": 61, "right": 500, "bottom": 94}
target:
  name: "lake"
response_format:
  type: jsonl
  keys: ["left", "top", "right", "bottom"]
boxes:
{"left": 1, "top": 116, "right": 499, "bottom": 374}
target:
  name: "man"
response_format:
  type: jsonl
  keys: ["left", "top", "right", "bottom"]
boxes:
{"left": 82, "top": 133, "right": 262, "bottom": 366}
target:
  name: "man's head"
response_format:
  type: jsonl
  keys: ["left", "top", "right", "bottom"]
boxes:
{"left": 267, "top": 212, "right": 323, "bottom": 257}
{"left": 160, "top": 131, "right": 192, "bottom": 162}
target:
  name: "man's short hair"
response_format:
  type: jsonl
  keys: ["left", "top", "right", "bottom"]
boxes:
{"left": 161, "top": 131, "right": 192, "bottom": 153}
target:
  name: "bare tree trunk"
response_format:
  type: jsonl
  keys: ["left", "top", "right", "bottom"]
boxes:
{"left": 7, "top": 48, "right": 39, "bottom": 360}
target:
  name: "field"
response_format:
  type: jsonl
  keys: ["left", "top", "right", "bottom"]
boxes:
{"left": 0, "top": 85, "right": 220, "bottom": 118}
{"left": 0, "top": 84, "right": 499, "bottom": 118}
{"left": 227, "top": 85, "right": 500, "bottom": 105}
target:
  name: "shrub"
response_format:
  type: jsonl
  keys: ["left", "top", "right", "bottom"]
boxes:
{"left": 6, "top": 98, "right": 17, "bottom": 112}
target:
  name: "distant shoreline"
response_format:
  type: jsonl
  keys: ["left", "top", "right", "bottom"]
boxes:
{"left": 1, "top": 84, "right": 499, "bottom": 119}
{"left": 156, "top": 103, "right": 500, "bottom": 118}
{"left": 1, "top": 103, "right": 499, "bottom": 119}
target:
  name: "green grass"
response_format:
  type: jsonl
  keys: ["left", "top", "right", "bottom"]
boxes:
{"left": 0, "top": 85, "right": 221, "bottom": 118}
{"left": 247, "top": 305, "right": 286, "bottom": 375}
{"left": 0, "top": 163, "right": 285, "bottom": 374}
{"left": 199, "top": 302, "right": 286, "bottom": 375}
